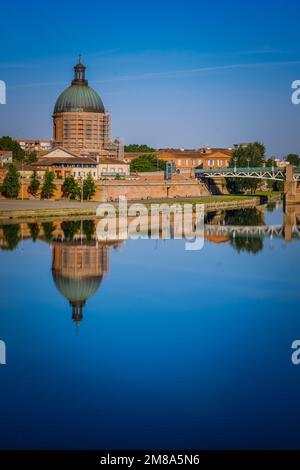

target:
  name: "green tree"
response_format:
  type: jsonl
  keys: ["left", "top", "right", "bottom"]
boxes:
{"left": 286, "top": 154, "right": 300, "bottom": 166}
{"left": 226, "top": 142, "right": 265, "bottom": 194}
{"left": 83, "top": 173, "right": 96, "bottom": 200}
{"left": 41, "top": 170, "right": 56, "bottom": 199}
{"left": 265, "top": 157, "right": 277, "bottom": 167}
{"left": 0, "top": 136, "right": 25, "bottom": 161}
{"left": 25, "top": 151, "right": 37, "bottom": 164}
{"left": 130, "top": 154, "right": 166, "bottom": 172}
{"left": 1, "top": 164, "right": 20, "bottom": 198}
{"left": 61, "top": 175, "right": 80, "bottom": 199}
{"left": 28, "top": 223, "right": 40, "bottom": 242}
{"left": 28, "top": 170, "right": 40, "bottom": 197}
{"left": 124, "top": 144, "right": 156, "bottom": 152}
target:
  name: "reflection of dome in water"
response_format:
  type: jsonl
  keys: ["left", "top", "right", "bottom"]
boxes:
{"left": 51, "top": 242, "right": 109, "bottom": 328}
{"left": 53, "top": 272, "right": 102, "bottom": 304}
{"left": 52, "top": 272, "right": 102, "bottom": 327}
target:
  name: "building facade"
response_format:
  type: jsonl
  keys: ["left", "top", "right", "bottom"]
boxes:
{"left": 53, "top": 58, "right": 111, "bottom": 155}
{"left": 36, "top": 147, "right": 129, "bottom": 180}
{"left": 157, "top": 148, "right": 233, "bottom": 171}
{"left": 0, "top": 150, "right": 13, "bottom": 166}
{"left": 17, "top": 139, "right": 52, "bottom": 154}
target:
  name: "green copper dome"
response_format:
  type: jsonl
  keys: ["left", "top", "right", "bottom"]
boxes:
{"left": 53, "top": 58, "right": 105, "bottom": 114}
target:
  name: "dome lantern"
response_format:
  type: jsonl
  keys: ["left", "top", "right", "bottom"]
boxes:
{"left": 72, "top": 54, "right": 88, "bottom": 86}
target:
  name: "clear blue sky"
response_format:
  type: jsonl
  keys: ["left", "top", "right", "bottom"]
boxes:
{"left": 0, "top": 0, "right": 300, "bottom": 156}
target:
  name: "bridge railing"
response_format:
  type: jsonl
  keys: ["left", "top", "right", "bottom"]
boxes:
{"left": 195, "top": 167, "right": 285, "bottom": 173}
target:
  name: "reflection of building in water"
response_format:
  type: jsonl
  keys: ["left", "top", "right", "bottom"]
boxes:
{"left": 52, "top": 242, "right": 108, "bottom": 329}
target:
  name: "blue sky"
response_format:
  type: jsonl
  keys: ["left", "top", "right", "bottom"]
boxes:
{"left": 0, "top": 0, "right": 300, "bottom": 156}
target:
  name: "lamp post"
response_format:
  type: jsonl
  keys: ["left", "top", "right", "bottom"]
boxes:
{"left": 247, "top": 157, "right": 250, "bottom": 169}
{"left": 233, "top": 156, "right": 238, "bottom": 172}
{"left": 21, "top": 159, "right": 24, "bottom": 200}
{"left": 80, "top": 176, "right": 83, "bottom": 203}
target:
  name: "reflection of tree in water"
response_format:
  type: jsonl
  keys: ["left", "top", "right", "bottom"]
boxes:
{"left": 222, "top": 208, "right": 264, "bottom": 254}
{"left": 1, "top": 224, "right": 21, "bottom": 250}
{"left": 225, "top": 208, "right": 263, "bottom": 226}
{"left": 28, "top": 223, "right": 39, "bottom": 242}
{"left": 266, "top": 202, "right": 276, "bottom": 213}
{"left": 231, "top": 235, "right": 263, "bottom": 254}
{"left": 61, "top": 221, "right": 81, "bottom": 241}
{"left": 42, "top": 222, "right": 55, "bottom": 242}
{"left": 205, "top": 211, "right": 217, "bottom": 224}
{"left": 82, "top": 220, "right": 95, "bottom": 242}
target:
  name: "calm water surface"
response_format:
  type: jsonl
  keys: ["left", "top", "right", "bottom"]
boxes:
{"left": 0, "top": 204, "right": 300, "bottom": 449}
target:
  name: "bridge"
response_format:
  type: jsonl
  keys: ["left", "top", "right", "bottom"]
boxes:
{"left": 195, "top": 165, "right": 300, "bottom": 204}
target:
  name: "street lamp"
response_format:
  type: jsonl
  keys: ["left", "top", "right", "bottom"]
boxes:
{"left": 247, "top": 157, "right": 250, "bottom": 169}
{"left": 21, "top": 159, "right": 24, "bottom": 200}
{"left": 233, "top": 157, "right": 238, "bottom": 172}
{"left": 80, "top": 176, "right": 83, "bottom": 203}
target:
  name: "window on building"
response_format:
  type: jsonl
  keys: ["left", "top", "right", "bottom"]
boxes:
{"left": 191, "top": 159, "right": 195, "bottom": 166}
{"left": 198, "top": 159, "right": 202, "bottom": 165}
{"left": 185, "top": 160, "right": 188, "bottom": 167}
{"left": 208, "top": 160, "right": 214, "bottom": 167}
{"left": 218, "top": 160, "right": 223, "bottom": 167}
{"left": 63, "top": 122, "right": 69, "bottom": 139}
{"left": 177, "top": 159, "right": 181, "bottom": 166}
{"left": 85, "top": 122, "right": 92, "bottom": 139}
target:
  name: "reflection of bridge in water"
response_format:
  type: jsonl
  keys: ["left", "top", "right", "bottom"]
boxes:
{"left": 205, "top": 224, "right": 300, "bottom": 240}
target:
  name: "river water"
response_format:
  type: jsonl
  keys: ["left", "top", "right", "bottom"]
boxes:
{"left": 0, "top": 203, "right": 299, "bottom": 449}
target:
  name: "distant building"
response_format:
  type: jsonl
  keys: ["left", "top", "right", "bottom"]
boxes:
{"left": 0, "top": 150, "right": 13, "bottom": 165}
{"left": 234, "top": 143, "right": 251, "bottom": 149}
{"left": 156, "top": 148, "right": 233, "bottom": 171}
{"left": 36, "top": 147, "right": 129, "bottom": 180}
{"left": 17, "top": 139, "right": 52, "bottom": 154}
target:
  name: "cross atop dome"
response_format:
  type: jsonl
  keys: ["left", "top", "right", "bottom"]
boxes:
{"left": 72, "top": 55, "right": 87, "bottom": 85}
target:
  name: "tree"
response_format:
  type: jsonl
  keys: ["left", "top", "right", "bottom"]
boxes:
{"left": 61, "top": 175, "right": 80, "bottom": 199}
{"left": 25, "top": 151, "right": 37, "bottom": 164}
{"left": 41, "top": 170, "right": 56, "bottom": 199}
{"left": 130, "top": 154, "right": 166, "bottom": 172}
{"left": 0, "top": 136, "right": 25, "bottom": 161}
{"left": 83, "top": 173, "right": 96, "bottom": 200}
{"left": 286, "top": 154, "right": 300, "bottom": 166}
{"left": 1, "top": 164, "right": 20, "bottom": 198}
{"left": 265, "top": 157, "right": 277, "bottom": 167}
{"left": 226, "top": 142, "right": 265, "bottom": 194}
{"left": 28, "top": 170, "right": 40, "bottom": 197}
{"left": 124, "top": 144, "right": 156, "bottom": 152}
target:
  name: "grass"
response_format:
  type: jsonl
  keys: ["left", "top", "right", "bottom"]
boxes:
{"left": 142, "top": 195, "right": 256, "bottom": 205}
